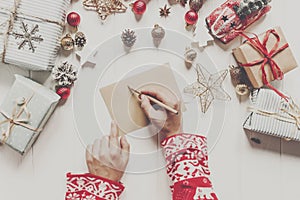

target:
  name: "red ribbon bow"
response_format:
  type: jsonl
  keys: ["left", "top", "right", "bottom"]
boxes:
{"left": 239, "top": 29, "right": 289, "bottom": 101}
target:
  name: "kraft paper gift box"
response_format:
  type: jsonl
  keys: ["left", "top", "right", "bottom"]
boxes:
{"left": 233, "top": 27, "right": 298, "bottom": 89}
{"left": 0, "top": 0, "right": 69, "bottom": 71}
{"left": 244, "top": 89, "right": 300, "bottom": 141}
{"left": 0, "top": 75, "right": 60, "bottom": 155}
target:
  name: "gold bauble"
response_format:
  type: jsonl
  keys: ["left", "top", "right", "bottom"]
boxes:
{"left": 61, "top": 34, "right": 74, "bottom": 51}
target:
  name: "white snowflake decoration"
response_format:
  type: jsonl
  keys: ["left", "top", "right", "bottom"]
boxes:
{"left": 12, "top": 22, "right": 43, "bottom": 53}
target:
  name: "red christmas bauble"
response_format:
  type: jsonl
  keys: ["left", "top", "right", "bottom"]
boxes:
{"left": 185, "top": 10, "right": 198, "bottom": 25}
{"left": 132, "top": 0, "right": 147, "bottom": 15}
{"left": 56, "top": 87, "right": 71, "bottom": 100}
{"left": 67, "top": 12, "right": 81, "bottom": 27}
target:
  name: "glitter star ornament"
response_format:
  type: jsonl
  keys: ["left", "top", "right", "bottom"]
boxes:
{"left": 184, "top": 64, "right": 231, "bottom": 113}
{"left": 160, "top": 5, "right": 171, "bottom": 17}
{"left": 83, "top": 0, "right": 127, "bottom": 20}
{"left": 12, "top": 22, "right": 43, "bottom": 53}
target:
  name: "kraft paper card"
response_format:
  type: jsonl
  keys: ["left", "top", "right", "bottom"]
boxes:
{"left": 100, "top": 64, "right": 182, "bottom": 135}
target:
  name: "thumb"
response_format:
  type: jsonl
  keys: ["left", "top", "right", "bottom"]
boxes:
{"left": 120, "top": 136, "right": 130, "bottom": 162}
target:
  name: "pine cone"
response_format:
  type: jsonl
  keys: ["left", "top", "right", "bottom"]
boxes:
{"left": 52, "top": 62, "right": 78, "bottom": 86}
{"left": 121, "top": 29, "right": 137, "bottom": 48}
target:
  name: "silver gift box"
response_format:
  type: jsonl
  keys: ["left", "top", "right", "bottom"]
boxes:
{"left": 244, "top": 89, "right": 300, "bottom": 141}
{"left": 0, "top": 75, "right": 60, "bottom": 155}
{"left": 0, "top": 0, "right": 69, "bottom": 71}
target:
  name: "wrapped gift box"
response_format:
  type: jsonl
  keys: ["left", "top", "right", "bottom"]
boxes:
{"left": 244, "top": 89, "right": 300, "bottom": 141}
{"left": 0, "top": 75, "right": 60, "bottom": 155}
{"left": 233, "top": 27, "right": 298, "bottom": 89}
{"left": 0, "top": 0, "right": 69, "bottom": 71}
{"left": 206, "top": 0, "right": 271, "bottom": 44}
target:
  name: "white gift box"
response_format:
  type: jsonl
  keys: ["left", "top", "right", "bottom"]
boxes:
{"left": 0, "top": 0, "right": 69, "bottom": 71}
{"left": 0, "top": 75, "right": 60, "bottom": 155}
{"left": 244, "top": 89, "right": 300, "bottom": 141}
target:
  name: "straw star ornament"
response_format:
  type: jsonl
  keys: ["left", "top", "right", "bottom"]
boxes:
{"left": 184, "top": 64, "right": 231, "bottom": 113}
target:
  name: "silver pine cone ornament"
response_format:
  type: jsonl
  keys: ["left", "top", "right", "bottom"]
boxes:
{"left": 121, "top": 29, "right": 137, "bottom": 48}
{"left": 52, "top": 61, "right": 78, "bottom": 86}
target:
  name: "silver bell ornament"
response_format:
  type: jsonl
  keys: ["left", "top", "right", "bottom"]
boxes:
{"left": 151, "top": 24, "right": 165, "bottom": 47}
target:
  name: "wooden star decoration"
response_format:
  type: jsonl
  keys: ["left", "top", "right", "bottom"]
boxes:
{"left": 184, "top": 64, "right": 231, "bottom": 113}
{"left": 160, "top": 5, "right": 171, "bottom": 17}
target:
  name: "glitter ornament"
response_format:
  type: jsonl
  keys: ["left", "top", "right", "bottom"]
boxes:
{"left": 61, "top": 34, "right": 74, "bottom": 51}
{"left": 132, "top": 0, "right": 146, "bottom": 15}
{"left": 185, "top": 10, "right": 198, "bottom": 25}
{"left": 56, "top": 87, "right": 71, "bottom": 100}
{"left": 75, "top": 32, "right": 87, "bottom": 48}
{"left": 189, "top": 0, "right": 203, "bottom": 12}
{"left": 151, "top": 24, "right": 165, "bottom": 47}
{"left": 67, "top": 12, "right": 81, "bottom": 27}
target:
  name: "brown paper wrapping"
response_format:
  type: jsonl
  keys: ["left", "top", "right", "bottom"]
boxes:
{"left": 233, "top": 27, "right": 298, "bottom": 88}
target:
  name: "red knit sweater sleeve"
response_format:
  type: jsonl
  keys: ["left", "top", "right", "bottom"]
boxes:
{"left": 161, "top": 133, "right": 218, "bottom": 200}
{"left": 65, "top": 173, "right": 124, "bottom": 200}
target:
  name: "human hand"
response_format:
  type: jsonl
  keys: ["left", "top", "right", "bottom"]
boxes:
{"left": 140, "top": 86, "right": 182, "bottom": 138}
{"left": 86, "top": 122, "right": 130, "bottom": 182}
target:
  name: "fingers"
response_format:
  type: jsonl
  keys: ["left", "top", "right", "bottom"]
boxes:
{"left": 141, "top": 88, "right": 181, "bottom": 111}
{"left": 109, "top": 121, "right": 121, "bottom": 160}
{"left": 140, "top": 95, "right": 158, "bottom": 119}
{"left": 99, "top": 136, "right": 109, "bottom": 161}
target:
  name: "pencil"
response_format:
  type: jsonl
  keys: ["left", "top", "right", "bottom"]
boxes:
{"left": 128, "top": 86, "right": 179, "bottom": 115}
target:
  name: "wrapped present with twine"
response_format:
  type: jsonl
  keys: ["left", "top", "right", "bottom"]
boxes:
{"left": 0, "top": 75, "right": 60, "bottom": 155}
{"left": 244, "top": 89, "right": 300, "bottom": 141}
{"left": 0, "top": 0, "right": 69, "bottom": 71}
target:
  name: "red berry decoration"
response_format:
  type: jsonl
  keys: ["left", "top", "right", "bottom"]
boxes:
{"left": 132, "top": 0, "right": 147, "bottom": 15}
{"left": 185, "top": 10, "right": 198, "bottom": 25}
{"left": 56, "top": 87, "right": 71, "bottom": 100}
{"left": 67, "top": 12, "right": 81, "bottom": 27}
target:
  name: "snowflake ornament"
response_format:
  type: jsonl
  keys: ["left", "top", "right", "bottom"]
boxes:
{"left": 52, "top": 62, "right": 78, "bottom": 87}
{"left": 184, "top": 64, "right": 231, "bottom": 113}
{"left": 12, "top": 22, "right": 43, "bottom": 53}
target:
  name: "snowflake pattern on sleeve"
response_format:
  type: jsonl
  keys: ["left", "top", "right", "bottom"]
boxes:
{"left": 161, "top": 134, "right": 218, "bottom": 200}
{"left": 65, "top": 173, "right": 124, "bottom": 200}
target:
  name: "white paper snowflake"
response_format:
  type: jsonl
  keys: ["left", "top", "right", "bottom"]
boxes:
{"left": 12, "top": 22, "right": 44, "bottom": 53}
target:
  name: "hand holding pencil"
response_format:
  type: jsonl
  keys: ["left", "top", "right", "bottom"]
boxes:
{"left": 129, "top": 86, "right": 183, "bottom": 138}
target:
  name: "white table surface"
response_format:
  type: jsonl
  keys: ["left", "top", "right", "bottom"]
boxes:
{"left": 1, "top": 0, "right": 300, "bottom": 199}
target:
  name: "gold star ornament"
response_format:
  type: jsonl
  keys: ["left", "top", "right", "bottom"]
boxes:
{"left": 159, "top": 5, "right": 171, "bottom": 17}
{"left": 184, "top": 64, "right": 231, "bottom": 113}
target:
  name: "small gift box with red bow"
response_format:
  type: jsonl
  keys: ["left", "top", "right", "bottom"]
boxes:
{"left": 244, "top": 89, "right": 300, "bottom": 141}
{"left": 206, "top": 0, "right": 271, "bottom": 44}
{"left": 0, "top": 75, "right": 60, "bottom": 155}
{"left": 233, "top": 27, "right": 298, "bottom": 99}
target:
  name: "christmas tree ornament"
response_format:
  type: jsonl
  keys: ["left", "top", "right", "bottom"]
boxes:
{"left": 12, "top": 22, "right": 43, "bottom": 53}
{"left": 189, "top": 0, "right": 203, "bottom": 12}
{"left": 151, "top": 24, "right": 165, "bottom": 47}
{"left": 184, "top": 47, "right": 197, "bottom": 65}
{"left": 75, "top": 32, "right": 87, "bottom": 48}
{"left": 67, "top": 12, "right": 81, "bottom": 27}
{"left": 121, "top": 29, "right": 137, "bottom": 48}
{"left": 184, "top": 64, "right": 231, "bottom": 113}
{"left": 131, "top": 0, "right": 147, "bottom": 15}
{"left": 159, "top": 5, "right": 171, "bottom": 17}
{"left": 180, "top": 0, "right": 188, "bottom": 7}
{"left": 83, "top": 0, "right": 127, "bottom": 20}
{"left": 56, "top": 87, "right": 71, "bottom": 100}
{"left": 185, "top": 10, "right": 198, "bottom": 25}
{"left": 61, "top": 34, "right": 75, "bottom": 51}
{"left": 235, "top": 84, "right": 250, "bottom": 96}
{"left": 52, "top": 61, "right": 78, "bottom": 87}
